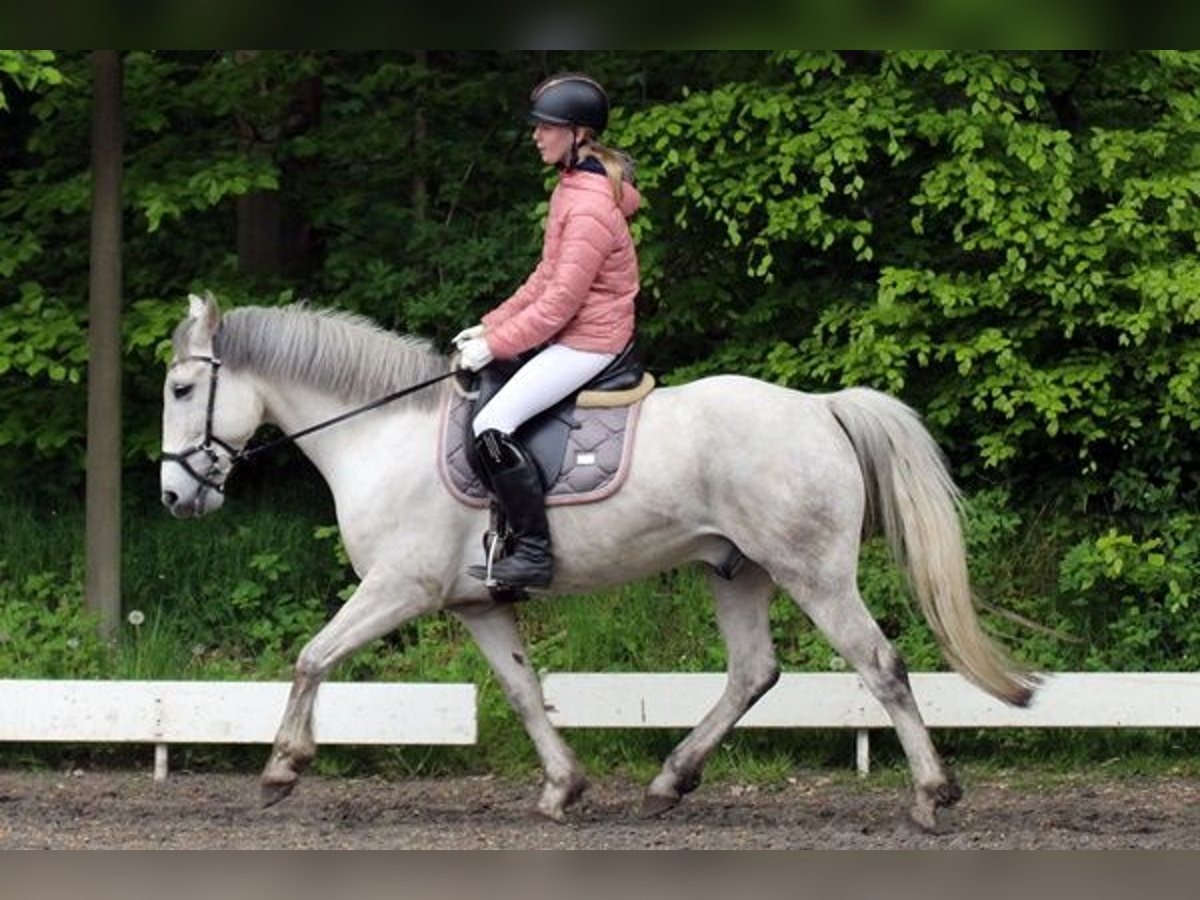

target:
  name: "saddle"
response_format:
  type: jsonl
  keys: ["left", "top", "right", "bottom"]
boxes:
{"left": 440, "top": 340, "right": 655, "bottom": 507}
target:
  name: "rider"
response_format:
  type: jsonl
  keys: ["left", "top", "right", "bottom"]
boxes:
{"left": 454, "top": 72, "right": 642, "bottom": 590}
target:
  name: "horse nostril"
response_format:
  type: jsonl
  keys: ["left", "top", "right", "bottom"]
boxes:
{"left": 161, "top": 490, "right": 179, "bottom": 509}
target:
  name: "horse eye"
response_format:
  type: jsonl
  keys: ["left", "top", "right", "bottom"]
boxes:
{"left": 172, "top": 383, "right": 194, "bottom": 400}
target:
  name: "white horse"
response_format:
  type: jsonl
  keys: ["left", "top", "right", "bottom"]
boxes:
{"left": 160, "top": 293, "right": 1035, "bottom": 831}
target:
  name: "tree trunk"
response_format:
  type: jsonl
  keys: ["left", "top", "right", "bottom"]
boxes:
{"left": 234, "top": 51, "right": 282, "bottom": 276}
{"left": 237, "top": 188, "right": 284, "bottom": 275}
{"left": 412, "top": 50, "right": 428, "bottom": 223}
{"left": 86, "top": 50, "right": 124, "bottom": 640}
{"left": 235, "top": 51, "right": 322, "bottom": 277}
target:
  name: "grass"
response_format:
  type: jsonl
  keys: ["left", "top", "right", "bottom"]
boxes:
{"left": 4, "top": 726, "right": 1198, "bottom": 792}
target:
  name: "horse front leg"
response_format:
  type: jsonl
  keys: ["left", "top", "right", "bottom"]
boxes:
{"left": 261, "top": 569, "right": 439, "bottom": 807}
{"left": 453, "top": 602, "right": 587, "bottom": 822}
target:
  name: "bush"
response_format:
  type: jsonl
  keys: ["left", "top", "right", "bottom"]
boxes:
{"left": 1058, "top": 515, "right": 1200, "bottom": 670}
{"left": 0, "top": 567, "right": 107, "bottom": 678}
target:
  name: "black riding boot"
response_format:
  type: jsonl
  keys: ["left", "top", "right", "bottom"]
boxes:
{"left": 471, "top": 429, "right": 554, "bottom": 589}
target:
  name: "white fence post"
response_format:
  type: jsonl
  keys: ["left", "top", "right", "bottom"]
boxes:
{"left": 855, "top": 729, "right": 870, "bottom": 776}
{"left": 154, "top": 743, "right": 169, "bottom": 782}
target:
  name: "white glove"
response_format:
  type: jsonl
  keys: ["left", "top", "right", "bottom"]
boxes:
{"left": 458, "top": 337, "right": 494, "bottom": 372}
{"left": 452, "top": 324, "right": 485, "bottom": 349}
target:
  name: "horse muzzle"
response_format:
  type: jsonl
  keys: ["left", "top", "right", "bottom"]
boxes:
{"left": 160, "top": 448, "right": 231, "bottom": 518}
{"left": 161, "top": 483, "right": 225, "bottom": 518}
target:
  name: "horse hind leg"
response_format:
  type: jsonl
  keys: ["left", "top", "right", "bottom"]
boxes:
{"left": 779, "top": 567, "right": 959, "bottom": 832}
{"left": 643, "top": 562, "right": 779, "bottom": 817}
{"left": 454, "top": 602, "right": 588, "bottom": 822}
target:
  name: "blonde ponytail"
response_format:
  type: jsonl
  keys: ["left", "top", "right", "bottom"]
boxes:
{"left": 580, "top": 139, "right": 635, "bottom": 204}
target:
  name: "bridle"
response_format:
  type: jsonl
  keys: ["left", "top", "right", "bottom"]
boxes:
{"left": 161, "top": 349, "right": 458, "bottom": 495}
{"left": 160, "top": 353, "right": 240, "bottom": 494}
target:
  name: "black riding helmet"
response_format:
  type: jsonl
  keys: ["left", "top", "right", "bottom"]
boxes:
{"left": 529, "top": 72, "right": 609, "bottom": 133}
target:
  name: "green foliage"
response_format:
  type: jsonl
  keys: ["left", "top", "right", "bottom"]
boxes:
{"left": 0, "top": 51, "right": 62, "bottom": 110}
{"left": 226, "top": 550, "right": 327, "bottom": 668}
{"left": 0, "top": 566, "right": 107, "bottom": 677}
{"left": 0, "top": 282, "right": 87, "bottom": 460}
{"left": 614, "top": 51, "right": 1200, "bottom": 505}
{"left": 521, "top": 570, "right": 727, "bottom": 673}
{"left": 1058, "top": 515, "right": 1200, "bottom": 670}
{"left": 6, "top": 51, "right": 1193, "bottom": 508}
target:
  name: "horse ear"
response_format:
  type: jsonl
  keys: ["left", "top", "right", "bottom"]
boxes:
{"left": 187, "top": 291, "right": 221, "bottom": 339}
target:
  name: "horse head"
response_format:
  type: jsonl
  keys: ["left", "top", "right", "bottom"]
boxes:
{"left": 160, "top": 291, "right": 263, "bottom": 518}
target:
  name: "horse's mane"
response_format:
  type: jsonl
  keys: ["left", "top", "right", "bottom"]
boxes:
{"left": 176, "top": 304, "right": 448, "bottom": 411}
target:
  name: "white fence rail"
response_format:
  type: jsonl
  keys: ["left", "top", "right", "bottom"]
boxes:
{"left": 3, "top": 673, "right": 1198, "bottom": 778}
{"left": 541, "top": 673, "right": 1200, "bottom": 773}
{"left": 0, "top": 679, "right": 476, "bottom": 780}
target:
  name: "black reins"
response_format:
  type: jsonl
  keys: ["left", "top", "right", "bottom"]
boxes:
{"left": 162, "top": 352, "right": 457, "bottom": 493}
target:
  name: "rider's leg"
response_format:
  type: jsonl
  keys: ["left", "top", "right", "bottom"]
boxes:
{"left": 473, "top": 428, "right": 554, "bottom": 588}
{"left": 471, "top": 344, "right": 615, "bottom": 589}
{"left": 472, "top": 343, "right": 616, "bottom": 436}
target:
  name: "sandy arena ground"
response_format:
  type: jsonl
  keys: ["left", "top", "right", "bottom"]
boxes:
{"left": 2, "top": 768, "right": 1197, "bottom": 849}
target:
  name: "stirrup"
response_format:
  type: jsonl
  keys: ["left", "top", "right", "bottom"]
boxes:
{"left": 468, "top": 537, "right": 549, "bottom": 593}
{"left": 466, "top": 539, "right": 549, "bottom": 600}
{"left": 465, "top": 511, "right": 532, "bottom": 602}
{"left": 471, "top": 526, "right": 505, "bottom": 588}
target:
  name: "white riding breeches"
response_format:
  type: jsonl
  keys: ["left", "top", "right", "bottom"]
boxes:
{"left": 472, "top": 343, "right": 617, "bottom": 437}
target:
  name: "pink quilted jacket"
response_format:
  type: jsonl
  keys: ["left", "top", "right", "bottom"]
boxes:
{"left": 482, "top": 168, "right": 641, "bottom": 359}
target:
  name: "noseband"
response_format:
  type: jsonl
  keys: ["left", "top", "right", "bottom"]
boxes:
{"left": 160, "top": 354, "right": 240, "bottom": 494}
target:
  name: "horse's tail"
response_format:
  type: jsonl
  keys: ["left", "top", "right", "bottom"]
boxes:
{"left": 827, "top": 387, "right": 1036, "bottom": 707}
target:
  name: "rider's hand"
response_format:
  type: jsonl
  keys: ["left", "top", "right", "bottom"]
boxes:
{"left": 452, "top": 324, "right": 485, "bottom": 349}
{"left": 458, "top": 337, "right": 494, "bottom": 372}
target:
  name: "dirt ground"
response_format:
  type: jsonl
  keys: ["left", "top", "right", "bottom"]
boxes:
{"left": 1, "top": 768, "right": 1198, "bottom": 849}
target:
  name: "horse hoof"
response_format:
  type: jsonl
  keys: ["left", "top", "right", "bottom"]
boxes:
{"left": 260, "top": 778, "right": 297, "bottom": 808}
{"left": 909, "top": 804, "right": 956, "bottom": 834}
{"left": 536, "top": 774, "right": 588, "bottom": 823}
{"left": 909, "top": 777, "right": 961, "bottom": 832}
{"left": 536, "top": 802, "right": 567, "bottom": 824}
{"left": 640, "top": 792, "right": 680, "bottom": 819}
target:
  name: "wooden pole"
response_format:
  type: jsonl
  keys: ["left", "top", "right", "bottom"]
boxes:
{"left": 412, "top": 50, "right": 429, "bottom": 223}
{"left": 85, "top": 50, "right": 124, "bottom": 639}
